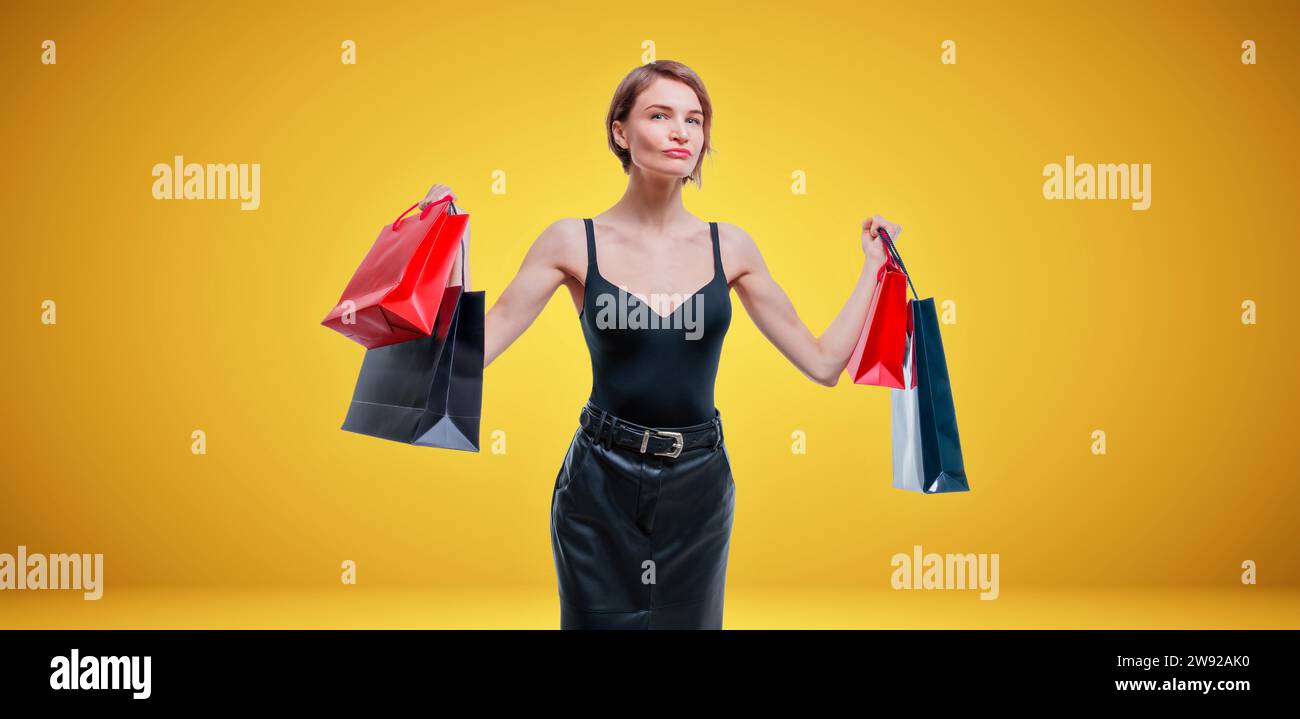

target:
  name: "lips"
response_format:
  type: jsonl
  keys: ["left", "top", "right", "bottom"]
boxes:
{"left": 663, "top": 149, "right": 691, "bottom": 158}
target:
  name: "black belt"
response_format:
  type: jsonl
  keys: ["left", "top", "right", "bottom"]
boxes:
{"left": 579, "top": 403, "right": 722, "bottom": 459}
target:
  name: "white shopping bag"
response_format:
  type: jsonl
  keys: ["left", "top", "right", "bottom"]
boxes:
{"left": 890, "top": 309, "right": 925, "bottom": 492}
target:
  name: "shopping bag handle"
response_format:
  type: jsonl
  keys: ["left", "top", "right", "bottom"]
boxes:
{"left": 392, "top": 193, "right": 457, "bottom": 231}
{"left": 878, "top": 227, "right": 918, "bottom": 300}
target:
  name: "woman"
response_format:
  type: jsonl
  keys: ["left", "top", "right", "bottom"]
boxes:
{"left": 420, "top": 60, "right": 899, "bottom": 629}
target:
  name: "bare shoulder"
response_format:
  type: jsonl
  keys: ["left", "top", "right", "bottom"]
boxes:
{"left": 530, "top": 217, "right": 588, "bottom": 283}
{"left": 714, "top": 221, "right": 763, "bottom": 283}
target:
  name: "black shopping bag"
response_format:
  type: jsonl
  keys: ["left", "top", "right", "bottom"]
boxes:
{"left": 340, "top": 226, "right": 483, "bottom": 451}
{"left": 903, "top": 297, "right": 969, "bottom": 492}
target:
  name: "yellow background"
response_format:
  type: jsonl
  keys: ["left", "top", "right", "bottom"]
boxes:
{"left": 3, "top": 0, "right": 1298, "bottom": 627}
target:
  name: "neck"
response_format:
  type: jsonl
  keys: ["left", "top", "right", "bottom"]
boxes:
{"left": 606, "top": 167, "right": 693, "bottom": 235}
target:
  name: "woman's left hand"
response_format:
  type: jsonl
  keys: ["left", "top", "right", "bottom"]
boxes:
{"left": 862, "top": 214, "right": 902, "bottom": 269}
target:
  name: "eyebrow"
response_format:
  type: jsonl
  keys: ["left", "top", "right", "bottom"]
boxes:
{"left": 644, "top": 104, "right": 703, "bottom": 117}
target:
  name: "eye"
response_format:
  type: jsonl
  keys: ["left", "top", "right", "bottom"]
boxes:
{"left": 652, "top": 112, "right": 701, "bottom": 125}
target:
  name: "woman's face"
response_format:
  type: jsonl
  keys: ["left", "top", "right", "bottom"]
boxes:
{"left": 612, "top": 77, "right": 705, "bottom": 180}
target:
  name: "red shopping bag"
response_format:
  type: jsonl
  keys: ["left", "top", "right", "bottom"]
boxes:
{"left": 321, "top": 196, "right": 469, "bottom": 349}
{"left": 846, "top": 228, "right": 911, "bottom": 388}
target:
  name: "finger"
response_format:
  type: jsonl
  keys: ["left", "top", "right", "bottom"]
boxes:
{"left": 420, "top": 191, "right": 448, "bottom": 210}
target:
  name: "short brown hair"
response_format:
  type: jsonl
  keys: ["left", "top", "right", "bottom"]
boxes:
{"left": 605, "top": 60, "right": 715, "bottom": 187}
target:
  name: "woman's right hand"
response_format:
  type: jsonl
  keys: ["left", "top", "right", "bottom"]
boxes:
{"left": 418, "top": 183, "right": 456, "bottom": 210}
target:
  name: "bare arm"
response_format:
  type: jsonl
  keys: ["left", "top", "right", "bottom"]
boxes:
{"left": 481, "top": 219, "right": 574, "bottom": 369}
{"left": 726, "top": 217, "right": 896, "bottom": 386}
{"left": 418, "top": 184, "right": 574, "bottom": 370}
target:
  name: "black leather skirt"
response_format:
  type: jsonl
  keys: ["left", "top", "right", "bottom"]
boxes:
{"left": 550, "top": 401, "right": 736, "bottom": 629}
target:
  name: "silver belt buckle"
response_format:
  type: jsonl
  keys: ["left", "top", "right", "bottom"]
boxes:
{"left": 641, "top": 430, "right": 684, "bottom": 458}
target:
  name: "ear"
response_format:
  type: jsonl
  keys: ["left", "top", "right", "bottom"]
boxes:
{"left": 611, "top": 121, "right": 628, "bottom": 150}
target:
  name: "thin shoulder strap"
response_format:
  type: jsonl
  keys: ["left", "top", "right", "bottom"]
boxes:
{"left": 709, "top": 221, "right": 724, "bottom": 278}
{"left": 583, "top": 218, "right": 598, "bottom": 274}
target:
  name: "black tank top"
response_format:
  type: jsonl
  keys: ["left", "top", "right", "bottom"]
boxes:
{"left": 579, "top": 217, "right": 731, "bottom": 428}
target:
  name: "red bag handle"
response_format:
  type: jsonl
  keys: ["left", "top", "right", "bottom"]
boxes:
{"left": 392, "top": 193, "right": 456, "bottom": 231}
